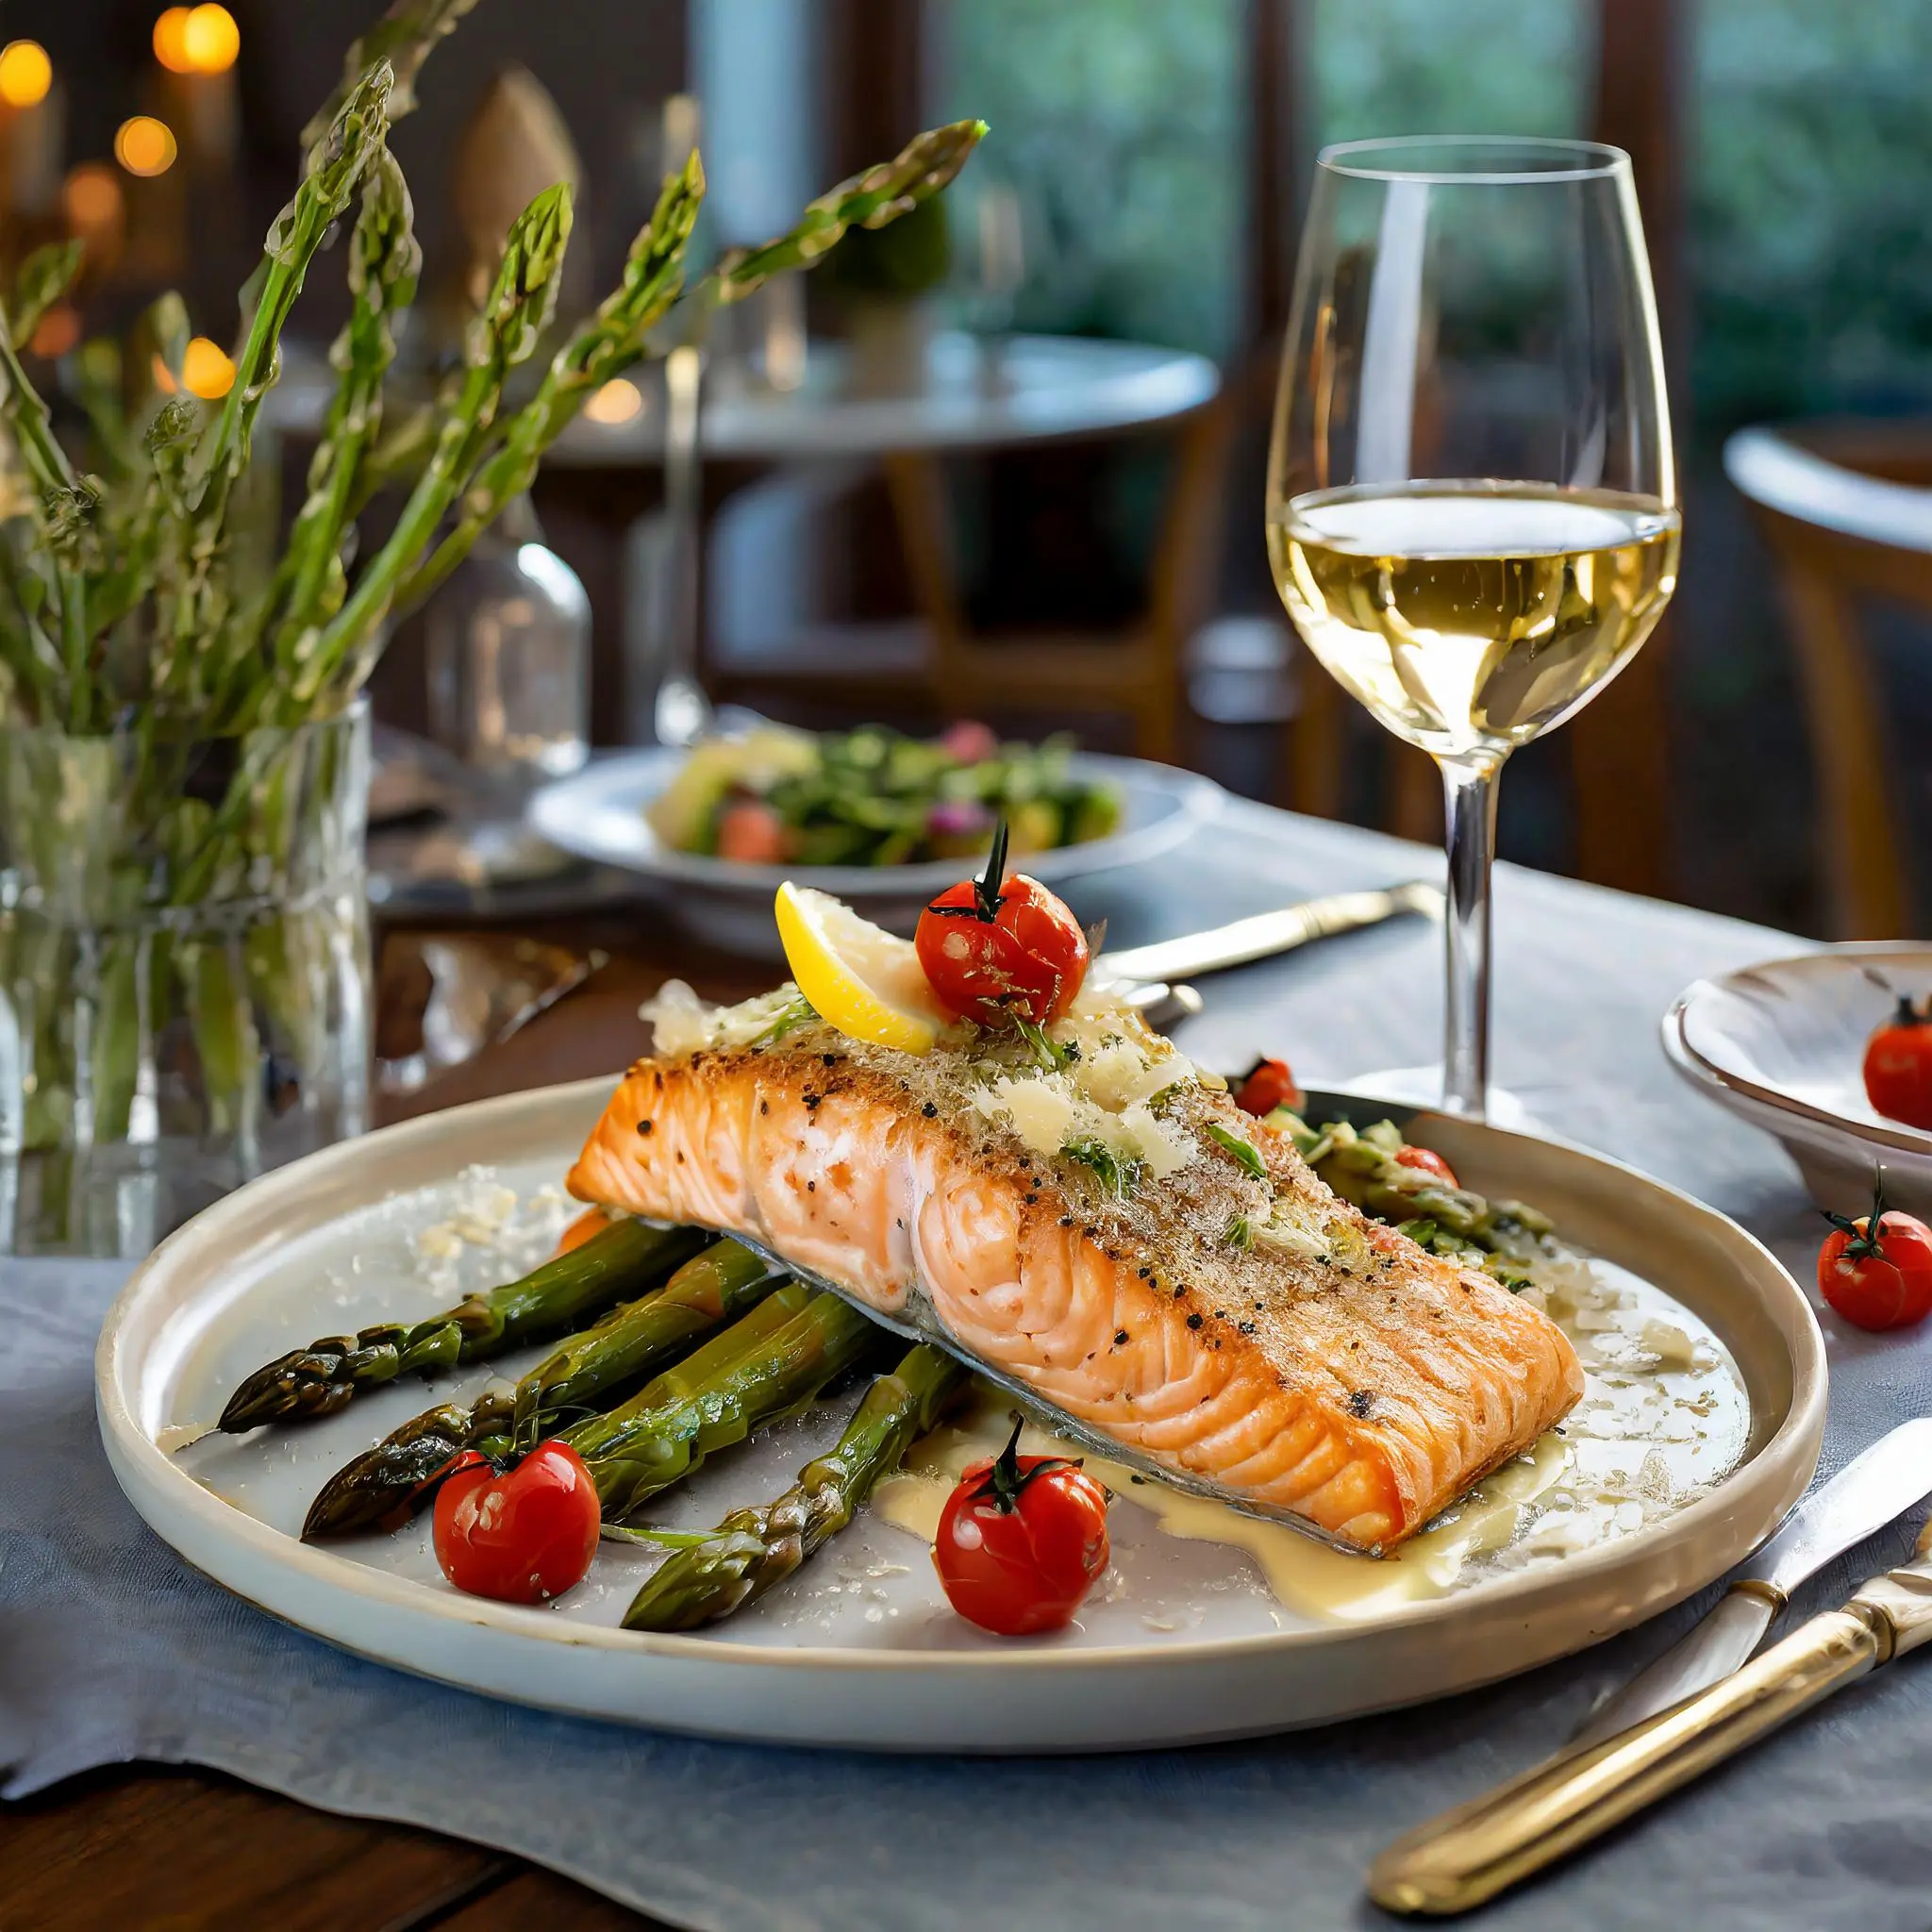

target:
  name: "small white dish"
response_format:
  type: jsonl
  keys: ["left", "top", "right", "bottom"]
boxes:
{"left": 525, "top": 748, "right": 1223, "bottom": 955}
{"left": 1664, "top": 942, "right": 1932, "bottom": 1216}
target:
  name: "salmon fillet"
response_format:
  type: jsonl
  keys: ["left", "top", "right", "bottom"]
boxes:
{"left": 567, "top": 1016, "right": 1581, "bottom": 1552}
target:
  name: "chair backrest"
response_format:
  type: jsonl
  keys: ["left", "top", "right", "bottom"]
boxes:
{"left": 1726, "top": 422, "right": 1932, "bottom": 606}
{"left": 1725, "top": 419, "right": 1932, "bottom": 936}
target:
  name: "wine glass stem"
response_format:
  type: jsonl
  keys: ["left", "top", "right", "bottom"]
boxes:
{"left": 1439, "top": 752, "right": 1503, "bottom": 1119}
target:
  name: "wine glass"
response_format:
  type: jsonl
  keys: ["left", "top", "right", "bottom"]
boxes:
{"left": 1267, "top": 137, "right": 1678, "bottom": 1118}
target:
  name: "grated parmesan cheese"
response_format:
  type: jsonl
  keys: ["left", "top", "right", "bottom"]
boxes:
{"left": 414, "top": 1169, "right": 576, "bottom": 1292}
{"left": 971, "top": 1073, "right": 1079, "bottom": 1153}
{"left": 640, "top": 980, "right": 804, "bottom": 1057}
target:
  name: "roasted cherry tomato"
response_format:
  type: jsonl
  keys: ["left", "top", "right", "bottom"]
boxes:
{"left": 1816, "top": 1183, "right": 1932, "bottom": 1332}
{"left": 432, "top": 1440, "right": 602, "bottom": 1605}
{"left": 552, "top": 1205, "right": 614, "bottom": 1258}
{"left": 716, "top": 798, "right": 789, "bottom": 865}
{"left": 1395, "top": 1144, "right": 1459, "bottom": 1190}
{"left": 914, "top": 820, "right": 1089, "bottom": 1027}
{"left": 1863, "top": 995, "right": 1932, "bottom": 1130}
{"left": 1233, "top": 1057, "right": 1302, "bottom": 1118}
{"left": 932, "top": 1416, "right": 1111, "bottom": 1636}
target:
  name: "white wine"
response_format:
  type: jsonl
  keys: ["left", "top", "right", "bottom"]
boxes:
{"left": 1268, "top": 482, "right": 1681, "bottom": 759}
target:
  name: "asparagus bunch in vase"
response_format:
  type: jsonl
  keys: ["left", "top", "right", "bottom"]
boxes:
{"left": 0, "top": 0, "right": 984, "bottom": 1252}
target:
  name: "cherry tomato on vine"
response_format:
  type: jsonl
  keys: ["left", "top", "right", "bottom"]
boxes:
{"left": 433, "top": 1440, "right": 602, "bottom": 1605}
{"left": 1863, "top": 995, "right": 1932, "bottom": 1130}
{"left": 914, "top": 820, "right": 1089, "bottom": 1027}
{"left": 1395, "top": 1144, "right": 1459, "bottom": 1190}
{"left": 1816, "top": 1183, "right": 1932, "bottom": 1332}
{"left": 932, "top": 1416, "right": 1111, "bottom": 1637}
{"left": 1233, "top": 1057, "right": 1302, "bottom": 1118}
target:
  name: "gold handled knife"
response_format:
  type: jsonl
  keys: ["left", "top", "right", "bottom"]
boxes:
{"left": 1368, "top": 1519, "right": 1932, "bottom": 1918}
{"left": 1571, "top": 1417, "right": 1932, "bottom": 1747}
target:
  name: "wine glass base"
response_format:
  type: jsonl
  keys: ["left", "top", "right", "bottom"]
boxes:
{"left": 1324, "top": 1063, "right": 1546, "bottom": 1133}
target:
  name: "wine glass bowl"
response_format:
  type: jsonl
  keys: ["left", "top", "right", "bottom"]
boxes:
{"left": 1267, "top": 136, "right": 1677, "bottom": 1113}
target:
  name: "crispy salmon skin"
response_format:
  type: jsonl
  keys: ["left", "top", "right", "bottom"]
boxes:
{"left": 568, "top": 1007, "right": 1581, "bottom": 1551}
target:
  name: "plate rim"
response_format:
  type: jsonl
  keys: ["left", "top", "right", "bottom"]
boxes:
{"left": 97, "top": 1074, "right": 1827, "bottom": 1690}
{"left": 524, "top": 747, "right": 1224, "bottom": 896}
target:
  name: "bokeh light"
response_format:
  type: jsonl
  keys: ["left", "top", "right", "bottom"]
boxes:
{"left": 115, "top": 116, "right": 178, "bottom": 177}
{"left": 62, "top": 163, "right": 125, "bottom": 233}
{"left": 182, "top": 6, "right": 239, "bottom": 74}
{"left": 182, "top": 336, "right": 234, "bottom": 399}
{"left": 152, "top": 8, "right": 192, "bottom": 72}
{"left": 156, "top": 6, "right": 238, "bottom": 75}
{"left": 30, "top": 307, "right": 80, "bottom": 359}
{"left": 584, "top": 377, "right": 643, "bottom": 425}
{"left": 0, "top": 41, "right": 53, "bottom": 108}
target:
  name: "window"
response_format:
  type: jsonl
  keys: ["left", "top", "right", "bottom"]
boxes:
{"left": 939, "top": 0, "right": 1243, "bottom": 357}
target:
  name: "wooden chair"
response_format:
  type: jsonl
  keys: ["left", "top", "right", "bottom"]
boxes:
{"left": 1726, "top": 420, "right": 1932, "bottom": 937}
{"left": 706, "top": 396, "right": 1235, "bottom": 763}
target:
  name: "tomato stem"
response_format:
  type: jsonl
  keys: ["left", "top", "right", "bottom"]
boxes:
{"left": 973, "top": 1410, "right": 1081, "bottom": 1514}
{"left": 924, "top": 817, "right": 1009, "bottom": 924}
{"left": 1822, "top": 1174, "right": 1891, "bottom": 1261}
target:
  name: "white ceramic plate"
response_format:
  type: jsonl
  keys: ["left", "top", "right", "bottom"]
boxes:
{"left": 525, "top": 748, "right": 1223, "bottom": 954}
{"left": 97, "top": 1079, "right": 1824, "bottom": 1754}
{"left": 1665, "top": 942, "right": 1932, "bottom": 1216}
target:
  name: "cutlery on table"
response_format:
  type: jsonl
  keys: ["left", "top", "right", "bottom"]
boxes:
{"left": 1369, "top": 1515, "right": 1932, "bottom": 1918}
{"left": 1570, "top": 1416, "right": 1932, "bottom": 1746}
{"left": 1096, "top": 880, "right": 1442, "bottom": 991}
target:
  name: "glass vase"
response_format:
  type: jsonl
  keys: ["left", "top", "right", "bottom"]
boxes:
{"left": 0, "top": 702, "right": 373, "bottom": 1256}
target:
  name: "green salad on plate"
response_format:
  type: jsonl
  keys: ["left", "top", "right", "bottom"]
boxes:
{"left": 645, "top": 723, "right": 1123, "bottom": 869}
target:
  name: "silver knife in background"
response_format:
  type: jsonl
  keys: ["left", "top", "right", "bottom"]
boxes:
{"left": 1095, "top": 879, "right": 1443, "bottom": 989}
{"left": 1569, "top": 1415, "right": 1932, "bottom": 1749}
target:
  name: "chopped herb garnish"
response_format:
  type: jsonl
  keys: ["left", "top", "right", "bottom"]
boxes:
{"left": 752, "top": 991, "right": 820, "bottom": 1045}
{"left": 1205, "top": 1120, "right": 1269, "bottom": 1181}
{"left": 1010, "top": 1013, "right": 1072, "bottom": 1071}
{"left": 1224, "top": 1215, "right": 1255, "bottom": 1252}
{"left": 1061, "top": 1137, "right": 1140, "bottom": 1200}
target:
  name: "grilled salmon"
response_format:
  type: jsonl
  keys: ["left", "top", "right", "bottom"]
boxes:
{"left": 567, "top": 996, "right": 1581, "bottom": 1552}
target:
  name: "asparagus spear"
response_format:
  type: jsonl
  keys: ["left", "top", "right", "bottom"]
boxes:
{"left": 302, "top": 0, "right": 479, "bottom": 153}
{"left": 564, "top": 1287, "right": 881, "bottom": 1521}
{"left": 218, "top": 1215, "right": 703, "bottom": 1431}
{"left": 170, "top": 63, "right": 394, "bottom": 681}
{"left": 7, "top": 241, "right": 83, "bottom": 349}
{"left": 711, "top": 119, "right": 988, "bottom": 305}
{"left": 392, "top": 152, "right": 705, "bottom": 617}
{"left": 301, "top": 1237, "right": 782, "bottom": 1539}
{"left": 622, "top": 1341, "right": 965, "bottom": 1631}
{"left": 263, "top": 147, "right": 421, "bottom": 670}
{"left": 0, "top": 275, "right": 92, "bottom": 725}
{"left": 391, "top": 117, "right": 988, "bottom": 623}
{"left": 290, "top": 179, "right": 574, "bottom": 709}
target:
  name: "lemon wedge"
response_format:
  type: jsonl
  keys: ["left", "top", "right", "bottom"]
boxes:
{"left": 774, "top": 882, "right": 949, "bottom": 1055}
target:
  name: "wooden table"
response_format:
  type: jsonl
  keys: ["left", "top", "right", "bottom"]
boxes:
{"left": 0, "top": 913, "right": 763, "bottom": 1932}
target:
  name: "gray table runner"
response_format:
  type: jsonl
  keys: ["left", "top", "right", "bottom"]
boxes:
{"left": 7, "top": 803, "right": 1931, "bottom": 1931}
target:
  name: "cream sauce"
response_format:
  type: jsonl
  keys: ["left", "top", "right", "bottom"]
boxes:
{"left": 873, "top": 1249, "right": 1753, "bottom": 1621}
